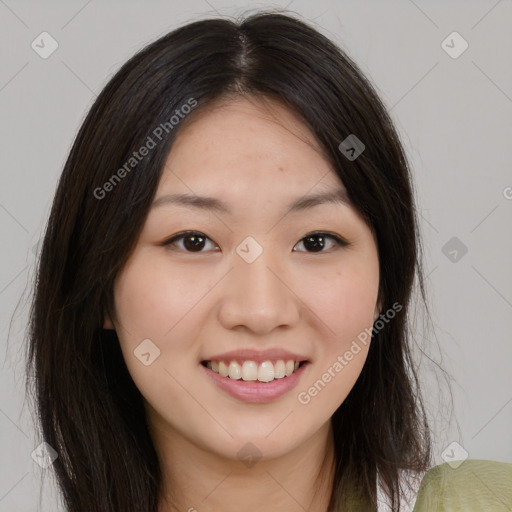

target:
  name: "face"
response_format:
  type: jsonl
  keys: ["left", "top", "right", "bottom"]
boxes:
{"left": 105, "top": 96, "right": 380, "bottom": 463}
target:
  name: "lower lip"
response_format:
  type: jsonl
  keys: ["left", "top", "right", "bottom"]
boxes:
{"left": 200, "top": 362, "right": 310, "bottom": 403}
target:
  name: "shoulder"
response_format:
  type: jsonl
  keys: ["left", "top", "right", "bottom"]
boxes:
{"left": 412, "top": 459, "right": 512, "bottom": 511}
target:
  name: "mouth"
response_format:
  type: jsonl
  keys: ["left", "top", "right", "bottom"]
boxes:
{"left": 200, "top": 359, "right": 309, "bottom": 383}
{"left": 199, "top": 359, "right": 311, "bottom": 403}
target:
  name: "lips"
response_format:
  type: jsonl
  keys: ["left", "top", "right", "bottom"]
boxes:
{"left": 200, "top": 358, "right": 310, "bottom": 402}
{"left": 198, "top": 348, "right": 311, "bottom": 398}
{"left": 200, "top": 348, "right": 310, "bottom": 365}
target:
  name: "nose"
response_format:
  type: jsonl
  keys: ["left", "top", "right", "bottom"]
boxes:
{"left": 217, "top": 251, "right": 301, "bottom": 335}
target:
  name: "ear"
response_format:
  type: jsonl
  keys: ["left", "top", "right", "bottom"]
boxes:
{"left": 103, "top": 313, "right": 115, "bottom": 330}
{"left": 373, "top": 300, "right": 382, "bottom": 322}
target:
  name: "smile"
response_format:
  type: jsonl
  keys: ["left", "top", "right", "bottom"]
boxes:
{"left": 200, "top": 360, "right": 310, "bottom": 403}
{"left": 201, "top": 359, "right": 307, "bottom": 382}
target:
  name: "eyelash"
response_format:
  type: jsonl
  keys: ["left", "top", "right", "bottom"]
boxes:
{"left": 161, "top": 230, "right": 350, "bottom": 253}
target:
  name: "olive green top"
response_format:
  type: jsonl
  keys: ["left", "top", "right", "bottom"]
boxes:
{"left": 412, "top": 459, "right": 512, "bottom": 511}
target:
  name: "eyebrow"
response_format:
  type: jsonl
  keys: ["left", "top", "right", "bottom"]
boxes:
{"left": 150, "top": 188, "right": 351, "bottom": 216}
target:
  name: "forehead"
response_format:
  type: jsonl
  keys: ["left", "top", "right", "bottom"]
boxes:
{"left": 158, "top": 95, "right": 345, "bottom": 196}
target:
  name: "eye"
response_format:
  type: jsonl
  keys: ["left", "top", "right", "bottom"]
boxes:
{"left": 161, "top": 230, "right": 349, "bottom": 254}
{"left": 293, "top": 232, "right": 349, "bottom": 253}
{"left": 162, "top": 231, "right": 219, "bottom": 253}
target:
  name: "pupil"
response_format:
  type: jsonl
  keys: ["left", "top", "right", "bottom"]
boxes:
{"left": 304, "top": 235, "right": 324, "bottom": 252}
{"left": 184, "top": 235, "right": 205, "bottom": 251}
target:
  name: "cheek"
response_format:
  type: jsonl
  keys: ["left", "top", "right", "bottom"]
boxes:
{"left": 113, "top": 250, "right": 207, "bottom": 339}
{"left": 111, "top": 253, "right": 205, "bottom": 408}
{"left": 296, "top": 267, "right": 377, "bottom": 415}
{"left": 303, "top": 256, "right": 379, "bottom": 343}
{"left": 295, "top": 246, "right": 378, "bottom": 412}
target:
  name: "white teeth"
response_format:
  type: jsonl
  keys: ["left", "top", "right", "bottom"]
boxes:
{"left": 274, "top": 360, "right": 286, "bottom": 378}
{"left": 241, "top": 361, "right": 258, "bottom": 381}
{"left": 228, "top": 361, "right": 242, "bottom": 380}
{"left": 219, "top": 361, "right": 229, "bottom": 377}
{"left": 205, "top": 359, "right": 304, "bottom": 382}
{"left": 258, "top": 361, "right": 274, "bottom": 382}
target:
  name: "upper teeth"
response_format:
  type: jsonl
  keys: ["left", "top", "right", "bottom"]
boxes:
{"left": 206, "top": 360, "right": 301, "bottom": 382}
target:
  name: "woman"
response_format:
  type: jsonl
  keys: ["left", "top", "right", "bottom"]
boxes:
{"left": 27, "top": 10, "right": 433, "bottom": 512}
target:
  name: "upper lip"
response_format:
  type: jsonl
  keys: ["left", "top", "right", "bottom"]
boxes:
{"left": 201, "top": 348, "right": 310, "bottom": 364}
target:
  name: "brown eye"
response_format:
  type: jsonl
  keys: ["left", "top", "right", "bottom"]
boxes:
{"left": 293, "top": 232, "right": 348, "bottom": 253}
{"left": 162, "top": 231, "right": 348, "bottom": 254}
{"left": 162, "top": 231, "right": 218, "bottom": 253}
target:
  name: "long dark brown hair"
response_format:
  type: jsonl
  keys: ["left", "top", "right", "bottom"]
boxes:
{"left": 26, "top": 9, "right": 432, "bottom": 511}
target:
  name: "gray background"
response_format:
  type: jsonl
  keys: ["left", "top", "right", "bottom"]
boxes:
{"left": 1, "top": 0, "right": 511, "bottom": 510}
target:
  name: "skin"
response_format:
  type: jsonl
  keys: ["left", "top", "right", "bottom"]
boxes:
{"left": 104, "top": 95, "right": 381, "bottom": 512}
